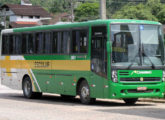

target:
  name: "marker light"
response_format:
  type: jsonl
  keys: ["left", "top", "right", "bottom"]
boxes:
{"left": 162, "top": 71, "right": 165, "bottom": 81}
{"left": 112, "top": 70, "right": 118, "bottom": 83}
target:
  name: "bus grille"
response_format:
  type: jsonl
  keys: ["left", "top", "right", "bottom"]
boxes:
{"left": 127, "top": 89, "right": 153, "bottom": 93}
{"left": 120, "top": 77, "right": 161, "bottom": 82}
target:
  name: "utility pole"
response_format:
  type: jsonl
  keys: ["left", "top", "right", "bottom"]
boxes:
{"left": 70, "top": 0, "right": 74, "bottom": 22}
{"left": 100, "top": 0, "right": 106, "bottom": 19}
{"left": 4, "top": 9, "right": 7, "bottom": 29}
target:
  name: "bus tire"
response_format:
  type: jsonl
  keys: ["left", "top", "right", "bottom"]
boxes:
{"left": 79, "top": 80, "right": 95, "bottom": 104}
{"left": 123, "top": 98, "right": 138, "bottom": 105}
{"left": 23, "top": 77, "right": 42, "bottom": 99}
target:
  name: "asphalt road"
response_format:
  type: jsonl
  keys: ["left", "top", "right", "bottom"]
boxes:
{"left": 0, "top": 85, "right": 165, "bottom": 120}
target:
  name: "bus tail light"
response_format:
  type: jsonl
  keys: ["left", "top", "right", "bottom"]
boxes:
{"left": 163, "top": 71, "right": 165, "bottom": 81}
{"left": 112, "top": 70, "right": 118, "bottom": 83}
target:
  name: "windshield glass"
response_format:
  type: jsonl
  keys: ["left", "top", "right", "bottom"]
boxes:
{"left": 111, "top": 24, "right": 164, "bottom": 68}
{"left": 111, "top": 24, "right": 140, "bottom": 66}
{"left": 140, "top": 25, "right": 164, "bottom": 66}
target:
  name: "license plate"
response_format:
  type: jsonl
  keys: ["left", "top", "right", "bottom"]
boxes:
{"left": 137, "top": 87, "right": 147, "bottom": 91}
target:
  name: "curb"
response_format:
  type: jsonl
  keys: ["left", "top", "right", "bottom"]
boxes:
{"left": 139, "top": 98, "right": 165, "bottom": 103}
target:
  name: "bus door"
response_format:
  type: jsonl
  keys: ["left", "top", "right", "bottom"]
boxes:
{"left": 91, "top": 26, "right": 107, "bottom": 98}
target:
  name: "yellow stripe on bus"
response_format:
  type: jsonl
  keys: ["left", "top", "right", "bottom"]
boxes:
{"left": 1, "top": 59, "right": 91, "bottom": 71}
{"left": 5, "top": 56, "right": 12, "bottom": 76}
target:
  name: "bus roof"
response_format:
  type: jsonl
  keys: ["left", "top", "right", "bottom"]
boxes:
{"left": 1, "top": 19, "right": 161, "bottom": 34}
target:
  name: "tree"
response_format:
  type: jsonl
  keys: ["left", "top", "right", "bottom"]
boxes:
{"left": 0, "top": 0, "right": 19, "bottom": 6}
{"left": 146, "top": 0, "right": 165, "bottom": 23}
{"left": 157, "top": 6, "right": 165, "bottom": 24}
{"left": 146, "top": 0, "right": 163, "bottom": 17}
{"left": 74, "top": 2, "right": 99, "bottom": 22}
{"left": 48, "top": 0, "right": 72, "bottom": 13}
{"left": 112, "top": 3, "right": 158, "bottom": 21}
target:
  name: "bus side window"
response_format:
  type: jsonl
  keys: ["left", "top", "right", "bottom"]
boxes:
{"left": 35, "top": 32, "right": 43, "bottom": 54}
{"left": 61, "top": 31, "right": 70, "bottom": 54}
{"left": 57, "top": 32, "right": 62, "bottom": 54}
{"left": 80, "top": 31, "right": 87, "bottom": 53}
{"left": 15, "top": 34, "right": 22, "bottom": 54}
{"left": 9, "top": 35, "right": 14, "bottom": 55}
{"left": 52, "top": 32, "right": 58, "bottom": 54}
{"left": 72, "top": 29, "right": 88, "bottom": 54}
{"left": 44, "top": 32, "right": 52, "bottom": 54}
{"left": 22, "top": 34, "right": 27, "bottom": 54}
{"left": 28, "top": 34, "right": 35, "bottom": 54}
{"left": 72, "top": 31, "right": 78, "bottom": 53}
{"left": 2, "top": 35, "right": 9, "bottom": 55}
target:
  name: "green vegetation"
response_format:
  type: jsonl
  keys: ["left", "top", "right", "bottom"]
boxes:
{"left": 111, "top": 3, "right": 158, "bottom": 21}
{"left": 111, "top": 0, "right": 165, "bottom": 24}
{"left": 1, "top": 0, "right": 165, "bottom": 23}
{"left": 74, "top": 2, "right": 99, "bottom": 22}
{"left": 0, "top": 0, "right": 20, "bottom": 6}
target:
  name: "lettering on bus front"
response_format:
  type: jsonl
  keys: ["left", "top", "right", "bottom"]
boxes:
{"left": 34, "top": 61, "right": 50, "bottom": 68}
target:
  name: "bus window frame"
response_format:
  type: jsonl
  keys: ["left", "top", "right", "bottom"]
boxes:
{"left": 1, "top": 27, "right": 89, "bottom": 56}
{"left": 70, "top": 27, "right": 89, "bottom": 55}
{"left": 1, "top": 33, "right": 21, "bottom": 56}
{"left": 110, "top": 23, "right": 164, "bottom": 70}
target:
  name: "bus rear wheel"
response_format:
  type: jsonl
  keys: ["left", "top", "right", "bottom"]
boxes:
{"left": 79, "top": 80, "right": 96, "bottom": 104}
{"left": 23, "top": 77, "right": 42, "bottom": 99}
{"left": 123, "top": 98, "right": 138, "bottom": 105}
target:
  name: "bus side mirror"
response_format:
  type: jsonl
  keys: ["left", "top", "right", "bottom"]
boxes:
{"left": 107, "top": 41, "right": 111, "bottom": 53}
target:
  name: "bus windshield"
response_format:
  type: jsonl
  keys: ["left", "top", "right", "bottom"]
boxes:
{"left": 111, "top": 24, "right": 164, "bottom": 68}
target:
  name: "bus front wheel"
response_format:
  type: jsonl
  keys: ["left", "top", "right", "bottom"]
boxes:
{"left": 79, "top": 80, "right": 95, "bottom": 104}
{"left": 23, "top": 77, "right": 42, "bottom": 99}
{"left": 123, "top": 98, "right": 138, "bottom": 105}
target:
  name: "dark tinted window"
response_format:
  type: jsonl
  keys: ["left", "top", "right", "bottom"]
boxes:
{"left": 52, "top": 32, "right": 58, "bottom": 53}
{"left": 15, "top": 35, "right": 22, "bottom": 54}
{"left": 44, "top": 32, "right": 52, "bottom": 54}
{"left": 55, "top": 31, "right": 70, "bottom": 54}
{"left": 2, "top": 35, "right": 9, "bottom": 54}
{"left": 35, "top": 33, "right": 43, "bottom": 54}
{"left": 62, "top": 31, "right": 70, "bottom": 54}
{"left": 22, "top": 34, "right": 27, "bottom": 54}
{"left": 27, "top": 34, "right": 35, "bottom": 54}
{"left": 9, "top": 35, "right": 14, "bottom": 54}
{"left": 72, "top": 29, "right": 88, "bottom": 53}
{"left": 2, "top": 34, "right": 22, "bottom": 55}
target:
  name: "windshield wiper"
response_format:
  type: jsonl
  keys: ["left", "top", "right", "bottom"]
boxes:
{"left": 142, "top": 43, "right": 155, "bottom": 69}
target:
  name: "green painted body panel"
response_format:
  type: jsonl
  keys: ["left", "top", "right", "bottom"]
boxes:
{"left": 32, "top": 69, "right": 109, "bottom": 98}
{"left": 31, "top": 69, "right": 164, "bottom": 99}
{"left": 109, "top": 70, "right": 165, "bottom": 98}
{"left": 32, "top": 69, "right": 91, "bottom": 95}
{"left": 109, "top": 82, "right": 165, "bottom": 98}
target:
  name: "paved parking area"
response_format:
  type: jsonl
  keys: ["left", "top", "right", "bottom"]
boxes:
{"left": 0, "top": 84, "right": 165, "bottom": 120}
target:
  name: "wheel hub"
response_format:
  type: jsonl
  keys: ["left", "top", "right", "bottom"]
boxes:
{"left": 81, "top": 86, "right": 89, "bottom": 99}
{"left": 24, "top": 80, "right": 31, "bottom": 96}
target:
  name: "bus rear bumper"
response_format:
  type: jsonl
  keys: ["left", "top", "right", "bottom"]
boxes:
{"left": 109, "top": 83, "right": 165, "bottom": 99}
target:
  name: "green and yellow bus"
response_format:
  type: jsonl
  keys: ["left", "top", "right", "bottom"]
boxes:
{"left": 1, "top": 19, "right": 165, "bottom": 104}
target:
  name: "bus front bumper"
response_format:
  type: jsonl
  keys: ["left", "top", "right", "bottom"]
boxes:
{"left": 109, "top": 82, "right": 165, "bottom": 99}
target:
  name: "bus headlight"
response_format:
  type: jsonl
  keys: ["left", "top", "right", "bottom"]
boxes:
{"left": 112, "top": 70, "right": 118, "bottom": 83}
{"left": 163, "top": 71, "right": 165, "bottom": 81}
